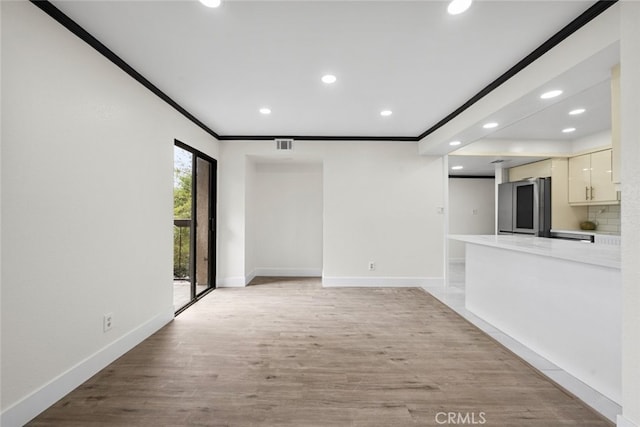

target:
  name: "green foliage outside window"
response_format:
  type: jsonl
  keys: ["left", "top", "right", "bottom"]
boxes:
{"left": 174, "top": 166, "right": 192, "bottom": 278}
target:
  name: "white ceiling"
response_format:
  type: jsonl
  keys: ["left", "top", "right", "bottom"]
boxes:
{"left": 49, "top": 0, "right": 599, "bottom": 138}
{"left": 445, "top": 42, "right": 618, "bottom": 146}
{"left": 446, "top": 41, "right": 619, "bottom": 176}
{"left": 486, "top": 79, "right": 612, "bottom": 141}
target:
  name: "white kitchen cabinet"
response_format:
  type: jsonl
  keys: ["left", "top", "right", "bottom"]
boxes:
{"left": 568, "top": 153, "right": 591, "bottom": 203}
{"left": 568, "top": 149, "right": 618, "bottom": 205}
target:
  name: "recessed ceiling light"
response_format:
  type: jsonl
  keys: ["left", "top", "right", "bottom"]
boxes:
{"left": 483, "top": 122, "right": 498, "bottom": 129}
{"left": 449, "top": 141, "right": 462, "bottom": 146}
{"left": 569, "top": 108, "right": 586, "bottom": 115}
{"left": 451, "top": 165, "right": 464, "bottom": 170}
{"left": 380, "top": 110, "right": 393, "bottom": 117}
{"left": 199, "top": 0, "right": 221, "bottom": 8}
{"left": 562, "top": 127, "right": 576, "bottom": 133}
{"left": 259, "top": 107, "right": 271, "bottom": 115}
{"left": 540, "top": 89, "right": 563, "bottom": 99}
{"left": 447, "top": 0, "right": 473, "bottom": 15}
{"left": 321, "top": 74, "right": 337, "bottom": 84}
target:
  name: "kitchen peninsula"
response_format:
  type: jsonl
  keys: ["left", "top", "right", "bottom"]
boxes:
{"left": 450, "top": 234, "right": 621, "bottom": 405}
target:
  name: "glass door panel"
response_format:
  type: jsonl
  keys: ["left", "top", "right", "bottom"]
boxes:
{"left": 173, "top": 141, "right": 217, "bottom": 314}
{"left": 173, "top": 145, "right": 193, "bottom": 310}
{"left": 195, "top": 157, "right": 211, "bottom": 296}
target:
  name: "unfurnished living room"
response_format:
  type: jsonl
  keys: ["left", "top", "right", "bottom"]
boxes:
{"left": 2, "top": 1, "right": 639, "bottom": 426}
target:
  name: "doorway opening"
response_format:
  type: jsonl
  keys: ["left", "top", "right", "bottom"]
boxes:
{"left": 245, "top": 159, "right": 323, "bottom": 283}
{"left": 173, "top": 140, "right": 217, "bottom": 314}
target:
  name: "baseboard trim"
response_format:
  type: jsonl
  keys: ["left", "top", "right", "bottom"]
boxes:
{"left": 0, "top": 308, "right": 174, "bottom": 427}
{"left": 322, "top": 276, "right": 443, "bottom": 288}
{"left": 245, "top": 270, "right": 257, "bottom": 286}
{"left": 618, "top": 415, "right": 639, "bottom": 427}
{"left": 216, "top": 276, "right": 247, "bottom": 288}
{"left": 253, "top": 268, "right": 322, "bottom": 278}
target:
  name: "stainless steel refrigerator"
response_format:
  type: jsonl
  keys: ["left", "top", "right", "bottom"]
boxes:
{"left": 498, "top": 178, "right": 551, "bottom": 237}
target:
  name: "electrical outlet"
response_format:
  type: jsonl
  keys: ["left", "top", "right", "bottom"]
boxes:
{"left": 368, "top": 261, "right": 375, "bottom": 271}
{"left": 103, "top": 313, "right": 113, "bottom": 332}
{"left": 472, "top": 208, "right": 479, "bottom": 215}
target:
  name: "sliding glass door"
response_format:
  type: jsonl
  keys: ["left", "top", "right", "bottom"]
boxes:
{"left": 173, "top": 141, "right": 216, "bottom": 314}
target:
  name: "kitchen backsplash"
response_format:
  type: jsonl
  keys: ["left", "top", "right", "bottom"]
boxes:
{"left": 588, "top": 204, "right": 621, "bottom": 235}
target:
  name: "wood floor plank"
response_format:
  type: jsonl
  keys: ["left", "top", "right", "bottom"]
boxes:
{"left": 29, "top": 277, "right": 612, "bottom": 426}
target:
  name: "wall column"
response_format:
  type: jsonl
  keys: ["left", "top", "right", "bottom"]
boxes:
{"left": 619, "top": 1, "right": 640, "bottom": 426}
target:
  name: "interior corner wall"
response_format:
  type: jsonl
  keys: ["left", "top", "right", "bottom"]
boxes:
{"left": 0, "top": 2, "right": 219, "bottom": 425}
{"left": 248, "top": 161, "right": 323, "bottom": 277}
{"left": 448, "top": 178, "right": 496, "bottom": 261}
{"left": 218, "top": 141, "right": 445, "bottom": 287}
{"left": 216, "top": 143, "right": 247, "bottom": 287}
{"left": 244, "top": 158, "right": 257, "bottom": 282}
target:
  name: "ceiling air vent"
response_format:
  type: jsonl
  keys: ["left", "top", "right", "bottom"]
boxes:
{"left": 275, "top": 138, "right": 293, "bottom": 151}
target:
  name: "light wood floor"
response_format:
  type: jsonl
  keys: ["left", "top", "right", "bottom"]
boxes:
{"left": 30, "top": 277, "right": 612, "bottom": 426}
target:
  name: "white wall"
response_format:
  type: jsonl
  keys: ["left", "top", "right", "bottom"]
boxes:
{"left": 247, "top": 161, "right": 323, "bottom": 278}
{"left": 0, "top": 2, "right": 219, "bottom": 425}
{"left": 453, "top": 131, "right": 612, "bottom": 159}
{"left": 448, "top": 178, "right": 496, "bottom": 261}
{"left": 217, "top": 143, "right": 248, "bottom": 287}
{"left": 244, "top": 156, "right": 257, "bottom": 278}
{"left": 571, "top": 130, "right": 612, "bottom": 154}
{"left": 620, "top": 2, "right": 640, "bottom": 426}
{"left": 454, "top": 138, "right": 572, "bottom": 156}
{"left": 218, "top": 141, "right": 445, "bottom": 287}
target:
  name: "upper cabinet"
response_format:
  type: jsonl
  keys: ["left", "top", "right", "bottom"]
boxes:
{"left": 568, "top": 149, "right": 618, "bottom": 205}
{"left": 568, "top": 153, "right": 591, "bottom": 202}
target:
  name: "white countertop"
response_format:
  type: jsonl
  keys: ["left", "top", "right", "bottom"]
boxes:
{"left": 449, "top": 234, "right": 621, "bottom": 269}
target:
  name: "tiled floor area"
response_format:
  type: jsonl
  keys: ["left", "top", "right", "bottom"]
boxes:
{"left": 422, "top": 262, "right": 622, "bottom": 423}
